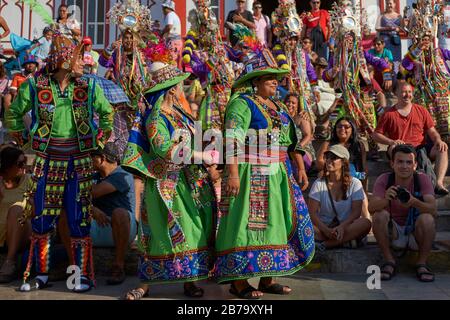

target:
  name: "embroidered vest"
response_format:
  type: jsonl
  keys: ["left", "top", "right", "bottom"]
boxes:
{"left": 31, "top": 75, "right": 96, "bottom": 153}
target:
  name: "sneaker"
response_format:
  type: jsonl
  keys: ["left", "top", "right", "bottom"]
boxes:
{"left": 0, "top": 260, "right": 17, "bottom": 283}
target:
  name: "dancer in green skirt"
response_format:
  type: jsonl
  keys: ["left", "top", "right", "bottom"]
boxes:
{"left": 121, "top": 42, "right": 217, "bottom": 300}
{"left": 214, "top": 45, "right": 315, "bottom": 299}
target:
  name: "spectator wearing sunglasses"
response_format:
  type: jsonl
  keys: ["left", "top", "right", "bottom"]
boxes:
{"left": 0, "top": 144, "right": 31, "bottom": 283}
{"left": 369, "top": 37, "right": 394, "bottom": 90}
{"left": 252, "top": 1, "right": 272, "bottom": 48}
{"left": 302, "top": 0, "right": 331, "bottom": 59}
{"left": 369, "top": 37, "right": 394, "bottom": 63}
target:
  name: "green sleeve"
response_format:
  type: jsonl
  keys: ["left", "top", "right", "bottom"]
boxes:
{"left": 224, "top": 97, "right": 251, "bottom": 157}
{"left": 150, "top": 117, "right": 175, "bottom": 160}
{"left": 92, "top": 82, "right": 114, "bottom": 134}
{"left": 290, "top": 122, "right": 303, "bottom": 154}
{"left": 5, "top": 79, "right": 32, "bottom": 132}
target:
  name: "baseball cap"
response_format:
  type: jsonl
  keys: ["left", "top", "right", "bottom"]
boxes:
{"left": 82, "top": 36, "right": 93, "bottom": 45}
{"left": 325, "top": 144, "right": 350, "bottom": 160}
{"left": 91, "top": 142, "right": 121, "bottom": 163}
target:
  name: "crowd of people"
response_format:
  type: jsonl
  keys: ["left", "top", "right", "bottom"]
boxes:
{"left": 0, "top": 0, "right": 448, "bottom": 299}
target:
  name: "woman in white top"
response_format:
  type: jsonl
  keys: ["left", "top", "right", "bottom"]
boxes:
{"left": 54, "top": 4, "right": 81, "bottom": 42}
{"left": 308, "top": 144, "right": 371, "bottom": 250}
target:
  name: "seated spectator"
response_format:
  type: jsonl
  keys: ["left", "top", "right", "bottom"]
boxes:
{"left": 89, "top": 143, "right": 137, "bottom": 285}
{"left": 5, "top": 55, "right": 39, "bottom": 107}
{"left": 316, "top": 117, "right": 367, "bottom": 181}
{"left": 361, "top": 26, "right": 375, "bottom": 52}
{"left": 308, "top": 144, "right": 372, "bottom": 250}
{"left": 285, "top": 93, "right": 315, "bottom": 172}
{"left": 368, "top": 37, "right": 394, "bottom": 63}
{"left": 368, "top": 37, "right": 394, "bottom": 87}
{"left": 0, "top": 61, "right": 9, "bottom": 119}
{"left": 316, "top": 117, "right": 370, "bottom": 219}
{"left": 369, "top": 144, "right": 436, "bottom": 282}
{"left": 82, "top": 36, "right": 99, "bottom": 74}
{"left": 302, "top": 37, "right": 318, "bottom": 62}
{"left": 0, "top": 144, "right": 31, "bottom": 283}
{"left": 28, "top": 27, "right": 53, "bottom": 69}
{"left": 371, "top": 82, "right": 449, "bottom": 195}
{"left": 313, "top": 57, "right": 336, "bottom": 139}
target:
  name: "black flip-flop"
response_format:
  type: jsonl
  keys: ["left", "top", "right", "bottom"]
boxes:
{"left": 435, "top": 187, "right": 449, "bottom": 196}
{"left": 184, "top": 284, "right": 204, "bottom": 298}
{"left": 229, "top": 284, "right": 261, "bottom": 300}
{"left": 258, "top": 283, "right": 291, "bottom": 295}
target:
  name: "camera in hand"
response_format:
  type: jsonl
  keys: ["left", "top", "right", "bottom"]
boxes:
{"left": 395, "top": 186, "right": 410, "bottom": 203}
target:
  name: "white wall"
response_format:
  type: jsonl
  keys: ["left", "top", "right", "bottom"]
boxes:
{"left": 1, "top": 0, "right": 54, "bottom": 50}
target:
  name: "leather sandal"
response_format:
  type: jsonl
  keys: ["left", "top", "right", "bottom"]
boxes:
{"left": 122, "top": 287, "right": 149, "bottom": 300}
{"left": 416, "top": 264, "right": 435, "bottom": 282}
{"left": 258, "top": 282, "right": 291, "bottom": 295}
{"left": 380, "top": 261, "right": 397, "bottom": 281}
{"left": 229, "top": 283, "right": 261, "bottom": 300}
{"left": 183, "top": 283, "right": 204, "bottom": 298}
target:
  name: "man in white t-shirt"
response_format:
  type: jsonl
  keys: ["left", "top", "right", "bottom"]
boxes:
{"left": 161, "top": 0, "right": 182, "bottom": 68}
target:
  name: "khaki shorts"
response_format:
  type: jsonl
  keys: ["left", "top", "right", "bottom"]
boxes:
{"left": 391, "top": 220, "right": 419, "bottom": 251}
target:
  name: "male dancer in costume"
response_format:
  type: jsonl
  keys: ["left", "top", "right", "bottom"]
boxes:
{"left": 6, "top": 33, "right": 113, "bottom": 293}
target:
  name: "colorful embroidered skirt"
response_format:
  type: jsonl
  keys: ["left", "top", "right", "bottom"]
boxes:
{"left": 27, "top": 138, "right": 94, "bottom": 229}
{"left": 214, "top": 159, "right": 315, "bottom": 283}
{"left": 137, "top": 165, "right": 216, "bottom": 284}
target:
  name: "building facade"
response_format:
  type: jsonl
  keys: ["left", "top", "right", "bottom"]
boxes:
{"left": 0, "top": 0, "right": 423, "bottom": 53}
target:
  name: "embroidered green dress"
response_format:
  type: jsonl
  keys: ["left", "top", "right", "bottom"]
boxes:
{"left": 214, "top": 94, "right": 315, "bottom": 282}
{"left": 123, "top": 93, "right": 216, "bottom": 284}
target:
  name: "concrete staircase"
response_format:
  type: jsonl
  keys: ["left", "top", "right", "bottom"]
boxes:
{"left": 2, "top": 148, "right": 449, "bottom": 277}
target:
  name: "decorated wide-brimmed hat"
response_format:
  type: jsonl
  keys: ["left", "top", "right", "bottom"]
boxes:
{"left": 233, "top": 48, "right": 289, "bottom": 88}
{"left": 143, "top": 36, "right": 190, "bottom": 94}
{"left": 45, "top": 33, "right": 84, "bottom": 73}
{"left": 145, "top": 61, "right": 190, "bottom": 94}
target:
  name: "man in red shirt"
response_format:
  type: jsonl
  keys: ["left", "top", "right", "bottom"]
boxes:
{"left": 3, "top": 55, "right": 39, "bottom": 113}
{"left": 372, "top": 82, "right": 449, "bottom": 194}
{"left": 302, "top": 0, "right": 331, "bottom": 59}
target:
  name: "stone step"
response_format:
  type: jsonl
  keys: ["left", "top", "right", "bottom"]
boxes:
{"left": 1, "top": 233, "right": 449, "bottom": 278}
{"left": 437, "top": 211, "right": 450, "bottom": 232}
